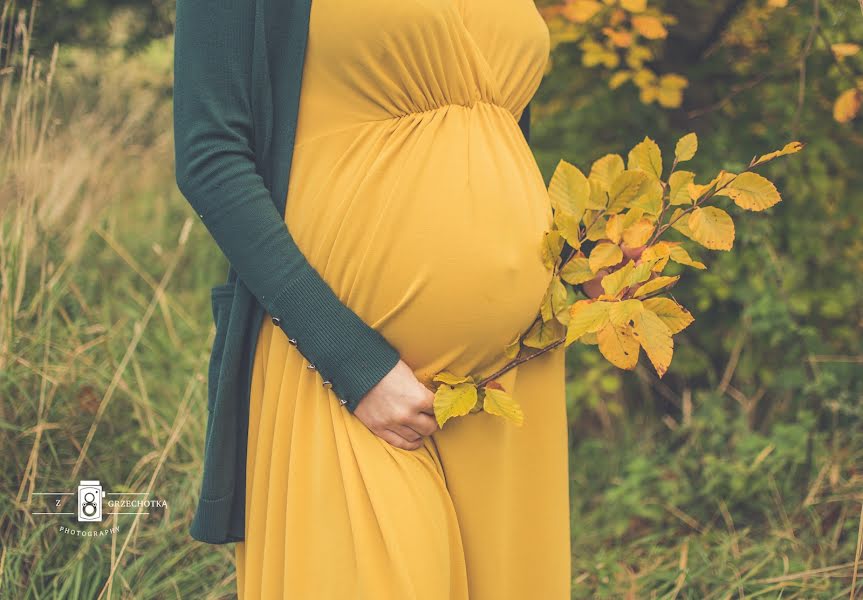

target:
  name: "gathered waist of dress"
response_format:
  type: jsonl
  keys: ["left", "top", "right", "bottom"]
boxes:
{"left": 293, "top": 99, "right": 525, "bottom": 150}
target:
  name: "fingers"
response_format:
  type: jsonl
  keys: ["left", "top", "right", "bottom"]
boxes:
{"left": 389, "top": 423, "right": 422, "bottom": 443}
{"left": 408, "top": 412, "right": 439, "bottom": 436}
{"left": 379, "top": 428, "right": 423, "bottom": 451}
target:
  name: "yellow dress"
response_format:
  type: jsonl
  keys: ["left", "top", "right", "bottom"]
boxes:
{"left": 235, "top": 0, "right": 571, "bottom": 598}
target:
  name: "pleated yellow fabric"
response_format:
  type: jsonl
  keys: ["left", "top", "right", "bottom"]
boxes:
{"left": 234, "top": 0, "right": 571, "bottom": 597}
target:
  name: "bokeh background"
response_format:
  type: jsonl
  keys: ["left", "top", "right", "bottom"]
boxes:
{"left": 2, "top": 0, "right": 861, "bottom": 597}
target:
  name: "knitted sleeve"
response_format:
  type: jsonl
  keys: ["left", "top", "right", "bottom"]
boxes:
{"left": 172, "top": 0, "right": 401, "bottom": 411}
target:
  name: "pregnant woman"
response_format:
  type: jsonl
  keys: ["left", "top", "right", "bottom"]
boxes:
{"left": 174, "top": 0, "right": 571, "bottom": 598}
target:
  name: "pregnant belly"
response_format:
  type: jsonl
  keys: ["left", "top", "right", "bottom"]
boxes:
{"left": 285, "top": 102, "right": 553, "bottom": 382}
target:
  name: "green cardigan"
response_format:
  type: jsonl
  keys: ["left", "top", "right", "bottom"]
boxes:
{"left": 172, "top": 0, "right": 533, "bottom": 545}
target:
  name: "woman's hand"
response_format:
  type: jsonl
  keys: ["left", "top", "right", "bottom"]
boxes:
{"left": 352, "top": 359, "right": 439, "bottom": 451}
{"left": 581, "top": 243, "right": 647, "bottom": 299}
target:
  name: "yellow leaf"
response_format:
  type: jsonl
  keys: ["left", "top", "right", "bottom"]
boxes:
{"left": 548, "top": 159, "right": 589, "bottom": 219}
{"left": 633, "top": 275, "right": 679, "bottom": 298}
{"left": 642, "top": 297, "right": 694, "bottom": 334}
{"left": 627, "top": 136, "right": 663, "bottom": 179}
{"left": 609, "top": 298, "right": 644, "bottom": 325}
{"left": 834, "top": 88, "right": 862, "bottom": 123}
{"left": 609, "top": 70, "right": 632, "bottom": 90}
{"left": 629, "top": 175, "right": 664, "bottom": 215}
{"left": 633, "top": 68, "right": 656, "bottom": 87}
{"left": 831, "top": 43, "right": 861, "bottom": 58}
{"left": 714, "top": 171, "right": 781, "bottom": 211}
{"left": 563, "top": 0, "right": 603, "bottom": 23}
{"left": 674, "top": 132, "right": 698, "bottom": 162}
{"left": 752, "top": 141, "right": 805, "bottom": 167}
{"left": 589, "top": 242, "right": 624, "bottom": 273}
{"left": 589, "top": 154, "right": 626, "bottom": 192}
{"left": 566, "top": 300, "right": 612, "bottom": 346}
{"left": 632, "top": 310, "right": 674, "bottom": 377}
{"left": 503, "top": 335, "right": 521, "bottom": 359}
{"left": 523, "top": 318, "right": 566, "bottom": 349}
{"left": 626, "top": 45, "right": 652, "bottom": 69}
{"left": 541, "top": 230, "right": 564, "bottom": 269}
{"left": 433, "top": 371, "right": 475, "bottom": 385}
{"left": 540, "top": 276, "right": 570, "bottom": 324}
{"left": 622, "top": 218, "right": 655, "bottom": 248}
{"left": 605, "top": 213, "right": 624, "bottom": 244}
{"left": 554, "top": 210, "right": 583, "bottom": 248}
{"left": 657, "top": 86, "right": 684, "bottom": 108}
{"left": 603, "top": 27, "right": 633, "bottom": 48}
{"left": 668, "top": 170, "right": 695, "bottom": 205}
{"left": 587, "top": 178, "right": 609, "bottom": 210}
{"left": 620, "top": 0, "right": 646, "bottom": 12}
{"left": 560, "top": 256, "right": 594, "bottom": 285}
{"left": 668, "top": 243, "right": 706, "bottom": 269}
{"left": 688, "top": 206, "right": 735, "bottom": 250}
{"left": 601, "top": 259, "right": 636, "bottom": 297}
{"left": 767, "top": 0, "right": 787, "bottom": 6}
{"left": 482, "top": 387, "right": 524, "bottom": 426}
{"left": 632, "top": 15, "right": 667, "bottom": 39}
{"left": 585, "top": 213, "right": 609, "bottom": 240}
{"left": 669, "top": 208, "right": 696, "bottom": 239}
{"left": 711, "top": 170, "right": 739, "bottom": 192}
{"left": 598, "top": 322, "right": 640, "bottom": 369}
{"left": 433, "top": 382, "right": 478, "bottom": 428}
{"left": 608, "top": 169, "right": 650, "bottom": 212}
{"left": 581, "top": 331, "right": 599, "bottom": 345}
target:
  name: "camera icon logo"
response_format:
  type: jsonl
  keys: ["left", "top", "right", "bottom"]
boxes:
{"left": 77, "top": 480, "right": 106, "bottom": 522}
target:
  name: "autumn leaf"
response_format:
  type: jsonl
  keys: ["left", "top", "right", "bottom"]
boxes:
{"left": 834, "top": 89, "right": 862, "bottom": 123}
{"left": 433, "top": 372, "right": 475, "bottom": 386}
{"left": 633, "top": 275, "right": 679, "bottom": 298}
{"left": 632, "top": 15, "right": 667, "bottom": 39}
{"left": 688, "top": 206, "right": 735, "bottom": 250}
{"left": 598, "top": 322, "right": 640, "bottom": 369}
{"left": 541, "top": 230, "right": 564, "bottom": 269}
{"left": 483, "top": 386, "right": 524, "bottom": 426}
{"left": 751, "top": 141, "right": 805, "bottom": 167}
{"left": 632, "top": 309, "right": 674, "bottom": 377}
{"left": 668, "top": 171, "right": 695, "bottom": 205}
{"left": 714, "top": 171, "right": 782, "bottom": 211}
{"left": 642, "top": 297, "right": 694, "bottom": 334}
{"left": 609, "top": 298, "right": 644, "bottom": 325}
{"left": 549, "top": 159, "right": 590, "bottom": 219}
{"left": 668, "top": 243, "right": 706, "bottom": 269}
{"left": 554, "top": 210, "right": 582, "bottom": 248}
{"left": 560, "top": 256, "right": 594, "bottom": 285}
{"left": 622, "top": 218, "right": 655, "bottom": 247}
{"left": 627, "top": 136, "right": 663, "bottom": 179}
{"left": 433, "top": 382, "right": 478, "bottom": 427}
{"left": 601, "top": 260, "right": 636, "bottom": 297}
{"left": 673, "top": 132, "right": 698, "bottom": 163}
{"left": 589, "top": 242, "right": 624, "bottom": 273}
{"left": 566, "top": 300, "right": 612, "bottom": 346}
{"left": 589, "top": 154, "right": 626, "bottom": 192}
{"left": 620, "top": 0, "right": 647, "bottom": 13}
{"left": 563, "top": 0, "right": 603, "bottom": 23}
{"left": 540, "top": 276, "right": 570, "bottom": 324}
{"left": 523, "top": 318, "right": 566, "bottom": 349}
{"left": 831, "top": 43, "right": 860, "bottom": 58}
{"left": 608, "top": 170, "right": 652, "bottom": 213}
{"left": 503, "top": 335, "right": 521, "bottom": 359}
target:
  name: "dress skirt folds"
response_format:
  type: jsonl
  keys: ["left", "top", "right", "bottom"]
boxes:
{"left": 234, "top": 0, "right": 572, "bottom": 597}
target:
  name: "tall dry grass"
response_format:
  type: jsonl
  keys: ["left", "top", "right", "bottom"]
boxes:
{"left": 1, "top": 2, "right": 236, "bottom": 597}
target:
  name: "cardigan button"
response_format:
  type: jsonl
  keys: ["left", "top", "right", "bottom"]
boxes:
{"left": 271, "top": 316, "right": 281, "bottom": 326}
{"left": 338, "top": 397, "right": 348, "bottom": 406}
{"left": 307, "top": 363, "right": 316, "bottom": 370}
{"left": 287, "top": 337, "right": 297, "bottom": 346}
{"left": 322, "top": 380, "right": 333, "bottom": 388}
